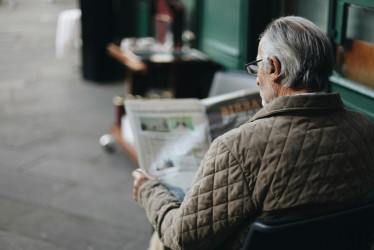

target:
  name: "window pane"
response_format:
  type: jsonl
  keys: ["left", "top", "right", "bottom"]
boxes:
{"left": 282, "top": 0, "right": 329, "bottom": 33}
{"left": 335, "top": 5, "right": 374, "bottom": 90}
{"left": 346, "top": 5, "right": 374, "bottom": 44}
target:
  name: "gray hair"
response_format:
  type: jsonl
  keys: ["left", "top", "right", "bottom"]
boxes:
{"left": 260, "top": 16, "right": 333, "bottom": 92}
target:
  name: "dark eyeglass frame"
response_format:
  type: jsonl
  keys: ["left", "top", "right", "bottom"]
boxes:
{"left": 244, "top": 59, "right": 262, "bottom": 76}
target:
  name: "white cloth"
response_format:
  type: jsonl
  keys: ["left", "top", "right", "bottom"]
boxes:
{"left": 55, "top": 9, "right": 81, "bottom": 58}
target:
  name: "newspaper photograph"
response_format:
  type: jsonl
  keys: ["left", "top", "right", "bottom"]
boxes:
{"left": 125, "top": 99, "right": 210, "bottom": 196}
{"left": 202, "top": 89, "right": 262, "bottom": 141}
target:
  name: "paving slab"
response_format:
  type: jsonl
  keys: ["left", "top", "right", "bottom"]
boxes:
{"left": 0, "top": 230, "right": 67, "bottom": 250}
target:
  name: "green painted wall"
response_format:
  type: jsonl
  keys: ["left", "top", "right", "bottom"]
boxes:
{"left": 136, "top": 0, "right": 152, "bottom": 37}
{"left": 198, "top": 0, "right": 245, "bottom": 69}
{"left": 196, "top": 0, "right": 277, "bottom": 69}
{"left": 330, "top": 75, "right": 374, "bottom": 120}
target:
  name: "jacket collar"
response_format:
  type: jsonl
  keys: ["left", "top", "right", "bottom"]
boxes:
{"left": 249, "top": 93, "right": 344, "bottom": 122}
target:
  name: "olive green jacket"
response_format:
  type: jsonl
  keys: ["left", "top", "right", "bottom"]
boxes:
{"left": 137, "top": 93, "right": 374, "bottom": 250}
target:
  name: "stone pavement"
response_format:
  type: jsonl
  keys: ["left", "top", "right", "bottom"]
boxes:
{"left": 0, "top": 0, "right": 151, "bottom": 249}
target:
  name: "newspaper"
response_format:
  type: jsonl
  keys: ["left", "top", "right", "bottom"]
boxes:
{"left": 202, "top": 89, "right": 262, "bottom": 141}
{"left": 125, "top": 99, "right": 210, "bottom": 198}
{"left": 125, "top": 89, "right": 262, "bottom": 198}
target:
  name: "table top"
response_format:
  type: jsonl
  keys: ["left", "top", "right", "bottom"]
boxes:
{"left": 107, "top": 41, "right": 210, "bottom": 72}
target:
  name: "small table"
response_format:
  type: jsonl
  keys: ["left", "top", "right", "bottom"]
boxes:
{"left": 107, "top": 42, "right": 219, "bottom": 98}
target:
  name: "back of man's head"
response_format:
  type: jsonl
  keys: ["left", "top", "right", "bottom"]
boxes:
{"left": 260, "top": 16, "right": 333, "bottom": 92}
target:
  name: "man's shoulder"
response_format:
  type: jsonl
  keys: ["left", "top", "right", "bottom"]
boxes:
{"left": 341, "top": 109, "right": 374, "bottom": 136}
{"left": 216, "top": 117, "right": 273, "bottom": 146}
{"left": 343, "top": 109, "right": 374, "bottom": 124}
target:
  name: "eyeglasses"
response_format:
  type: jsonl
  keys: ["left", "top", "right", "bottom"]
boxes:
{"left": 244, "top": 59, "right": 262, "bottom": 76}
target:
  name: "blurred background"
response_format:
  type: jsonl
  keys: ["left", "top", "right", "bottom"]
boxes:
{"left": 0, "top": 0, "right": 150, "bottom": 249}
{"left": 0, "top": 0, "right": 373, "bottom": 249}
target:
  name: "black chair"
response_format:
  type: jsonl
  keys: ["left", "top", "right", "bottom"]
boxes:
{"left": 243, "top": 201, "right": 374, "bottom": 250}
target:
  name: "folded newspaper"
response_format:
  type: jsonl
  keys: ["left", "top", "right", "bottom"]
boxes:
{"left": 125, "top": 89, "right": 262, "bottom": 198}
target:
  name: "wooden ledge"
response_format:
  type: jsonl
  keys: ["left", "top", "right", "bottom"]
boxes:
{"left": 107, "top": 43, "right": 147, "bottom": 73}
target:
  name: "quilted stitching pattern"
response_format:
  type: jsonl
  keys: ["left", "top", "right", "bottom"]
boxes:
{"left": 176, "top": 138, "right": 252, "bottom": 249}
{"left": 246, "top": 111, "right": 374, "bottom": 212}
{"left": 138, "top": 93, "right": 374, "bottom": 250}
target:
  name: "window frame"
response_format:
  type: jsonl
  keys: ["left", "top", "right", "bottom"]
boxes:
{"left": 327, "top": 0, "right": 374, "bottom": 120}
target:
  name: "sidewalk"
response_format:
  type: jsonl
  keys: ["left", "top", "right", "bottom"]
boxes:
{"left": 0, "top": 0, "right": 151, "bottom": 249}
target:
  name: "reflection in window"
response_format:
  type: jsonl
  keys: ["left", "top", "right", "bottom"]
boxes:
{"left": 346, "top": 5, "right": 374, "bottom": 43}
{"left": 336, "top": 5, "right": 374, "bottom": 90}
{"left": 281, "top": 0, "right": 329, "bottom": 33}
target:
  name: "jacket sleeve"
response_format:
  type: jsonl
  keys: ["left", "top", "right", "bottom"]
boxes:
{"left": 137, "top": 138, "right": 255, "bottom": 250}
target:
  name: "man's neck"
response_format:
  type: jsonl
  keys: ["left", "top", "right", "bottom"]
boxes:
{"left": 278, "top": 87, "right": 309, "bottom": 97}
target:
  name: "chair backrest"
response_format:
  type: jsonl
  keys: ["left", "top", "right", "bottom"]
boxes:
{"left": 243, "top": 201, "right": 374, "bottom": 250}
{"left": 208, "top": 70, "right": 257, "bottom": 97}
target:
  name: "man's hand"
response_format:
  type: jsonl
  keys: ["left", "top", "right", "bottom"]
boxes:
{"left": 132, "top": 169, "right": 156, "bottom": 201}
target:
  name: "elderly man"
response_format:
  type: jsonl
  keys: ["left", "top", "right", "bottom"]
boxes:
{"left": 132, "top": 16, "right": 374, "bottom": 250}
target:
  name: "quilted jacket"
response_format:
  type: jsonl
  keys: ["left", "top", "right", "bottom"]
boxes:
{"left": 137, "top": 93, "right": 374, "bottom": 250}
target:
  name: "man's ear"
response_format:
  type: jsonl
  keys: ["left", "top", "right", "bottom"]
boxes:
{"left": 269, "top": 56, "right": 282, "bottom": 82}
